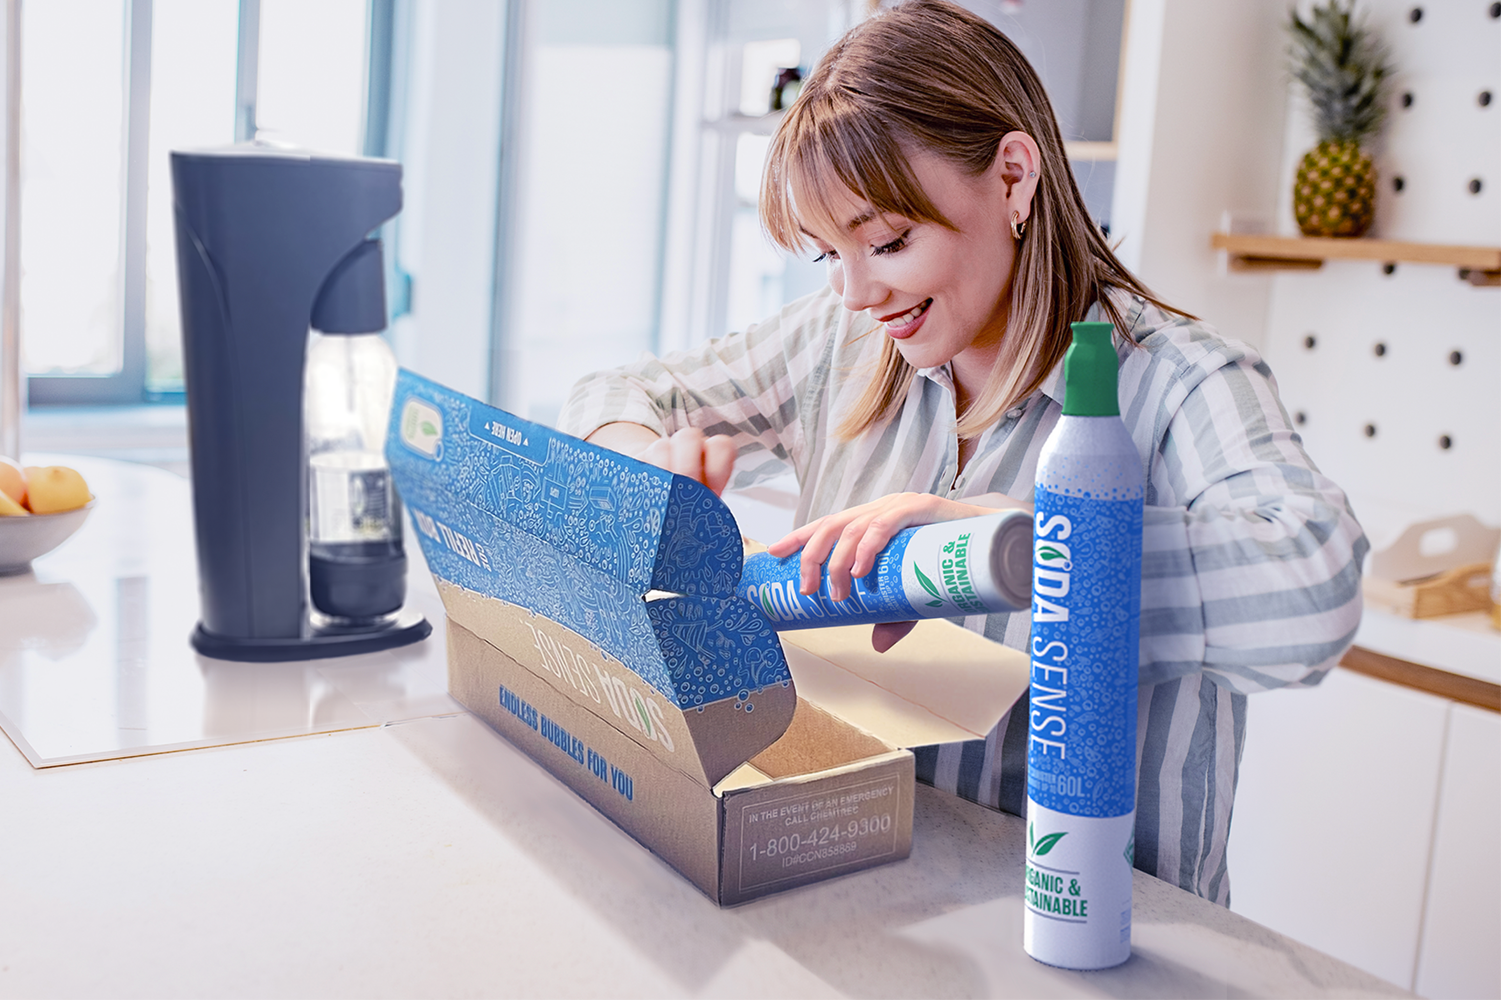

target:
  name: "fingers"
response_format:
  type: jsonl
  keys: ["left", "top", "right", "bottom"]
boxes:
{"left": 767, "top": 493, "right": 1000, "bottom": 600}
{"left": 791, "top": 494, "right": 928, "bottom": 600}
{"left": 871, "top": 620, "right": 917, "bottom": 653}
{"left": 635, "top": 428, "right": 736, "bottom": 495}
{"left": 637, "top": 434, "right": 674, "bottom": 471}
{"left": 767, "top": 521, "right": 818, "bottom": 558}
{"left": 668, "top": 427, "right": 706, "bottom": 480}
{"left": 820, "top": 496, "right": 933, "bottom": 600}
{"left": 702, "top": 434, "right": 737, "bottom": 496}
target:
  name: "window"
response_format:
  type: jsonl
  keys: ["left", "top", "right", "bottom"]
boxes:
{"left": 23, "top": 0, "right": 370, "bottom": 405}
{"left": 490, "top": 0, "right": 676, "bottom": 426}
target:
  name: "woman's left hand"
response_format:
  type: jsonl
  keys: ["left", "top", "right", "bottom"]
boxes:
{"left": 766, "top": 491, "right": 1027, "bottom": 602}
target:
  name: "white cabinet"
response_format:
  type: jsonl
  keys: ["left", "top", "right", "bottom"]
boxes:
{"left": 1228, "top": 667, "right": 1501, "bottom": 995}
{"left": 1228, "top": 668, "right": 1449, "bottom": 988}
{"left": 1416, "top": 703, "right": 1501, "bottom": 1000}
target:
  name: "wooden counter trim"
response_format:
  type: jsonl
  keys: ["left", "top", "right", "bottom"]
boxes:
{"left": 1339, "top": 645, "right": 1501, "bottom": 713}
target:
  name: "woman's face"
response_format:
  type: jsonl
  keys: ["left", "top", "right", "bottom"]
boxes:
{"left": 800, "top": 146, "right": 1031, "bottom": 380}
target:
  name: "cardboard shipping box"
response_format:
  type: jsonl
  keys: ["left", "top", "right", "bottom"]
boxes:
{"left": 388, "top": 370, "right": 1030, "bottom": 904}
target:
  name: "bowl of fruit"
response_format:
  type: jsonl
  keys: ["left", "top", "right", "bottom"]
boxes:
{"left": 0, "top": 457, "right": 94, "bottom": 575}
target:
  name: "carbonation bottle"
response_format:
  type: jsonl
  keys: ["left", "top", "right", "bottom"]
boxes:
{"left": 739, "top": 510, "right": 1033, "bottom": 629}
{"left": 1024, "top": 321, "right": 1142, "bottom": 970}
{"left": 303, "top": 240, "right": 406, "bottom": 625}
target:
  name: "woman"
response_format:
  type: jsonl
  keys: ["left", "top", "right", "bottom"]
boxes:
{"left": 561, "top": 0, "right": 1366, "bottom": 905}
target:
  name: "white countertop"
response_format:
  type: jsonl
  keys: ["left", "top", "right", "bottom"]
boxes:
{"left": 1355, "top": 606, "right": 1500, "bottom": 686}
{"left": 0, "top": 458, "right": 1407, "bottom": 997}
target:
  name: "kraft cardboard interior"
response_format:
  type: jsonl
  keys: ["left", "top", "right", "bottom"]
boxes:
{"left": 744, "top": 696, "right": 890, "bottom": 779}
{"left": 437, "top": 579, "right": 795, "bottom": 787}
{"left": 778, "top": 620, "right": 1031, "bottom": 748}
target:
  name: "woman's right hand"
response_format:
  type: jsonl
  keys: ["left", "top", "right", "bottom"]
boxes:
{"left": 585, "top": 423, "right": 736, "bottom": 496}
{"left": 767, "top": 491, "right": 1007, "bottom": 601}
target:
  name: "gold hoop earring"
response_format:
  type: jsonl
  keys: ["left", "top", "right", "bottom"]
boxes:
{"left": 1010, "top": 211, "right": 1026, "bottom": 241}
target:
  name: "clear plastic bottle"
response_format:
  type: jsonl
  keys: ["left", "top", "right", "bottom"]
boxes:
{"left": 304, "top": 325, "right": 406, "bottom": 625}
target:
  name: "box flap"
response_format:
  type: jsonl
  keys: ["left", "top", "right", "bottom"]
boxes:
{"left": 776, "top": 620, "right": 1031, "bottom": 749}
{"left": 387, "top": 370, "right": 795, "bottom": 787}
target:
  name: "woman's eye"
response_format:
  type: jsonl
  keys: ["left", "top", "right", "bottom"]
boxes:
{"left": 813, "top": 250, "right": 838, "bottom": 264}
{"left": 872, "top": 230, "right": 910, "bottom": 256}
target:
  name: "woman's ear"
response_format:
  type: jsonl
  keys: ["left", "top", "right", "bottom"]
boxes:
{"left": 992, "top": 131, "right": 1042, "bottom": 224}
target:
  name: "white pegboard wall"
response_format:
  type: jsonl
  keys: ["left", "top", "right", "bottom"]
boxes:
{"left": 1265, "top": 0, "right": 1501, "bottom": 547}
{"left": 1265, "top": 262, "right": 1500, "bottom": 545}
{"left": 1374, "top": 0, "right": 1501, "bottom": 246}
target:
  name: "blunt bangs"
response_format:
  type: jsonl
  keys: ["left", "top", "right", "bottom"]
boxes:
{"left": 761, "top": 92, "right": 955, "bottom": 254}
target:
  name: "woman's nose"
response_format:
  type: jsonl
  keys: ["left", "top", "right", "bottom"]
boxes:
{"left": 832, "top": 259, "right": 887, "bottom": 313}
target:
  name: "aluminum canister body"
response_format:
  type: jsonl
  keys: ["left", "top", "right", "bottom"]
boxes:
{"left": 739, "top": 510, "right": 1033, "bottom": 630}
{"left": 1024, "top": 411, "right": 1143, "bottom": 971}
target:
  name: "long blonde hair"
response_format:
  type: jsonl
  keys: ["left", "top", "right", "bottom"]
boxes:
{"left": 761, "top": 0, "right": 1181, "bottom": 439}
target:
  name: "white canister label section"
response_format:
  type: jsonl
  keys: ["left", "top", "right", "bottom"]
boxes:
{"left": 1022, "top": 800, "right": 1134, "bottom": 970}
{"left": 899, "top": 520, "right": 994, "bottom": 616}
{"left": 899, "top": 509, "right": 1031, "bottom": 615}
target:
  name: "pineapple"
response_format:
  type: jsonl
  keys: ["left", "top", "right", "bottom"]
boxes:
{"left": 1288, "top": 0, "right": 1392, "bottom": 238}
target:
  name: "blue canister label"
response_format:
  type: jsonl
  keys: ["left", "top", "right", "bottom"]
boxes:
{"left": 1027, "top": 488, "right": 1141, "bottom": 819}
{"left": 740, "top": 532, "right": 919, "bottom": 627}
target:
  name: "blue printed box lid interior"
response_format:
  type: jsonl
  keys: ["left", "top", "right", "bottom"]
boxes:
{"left": 387, "top": 370, "right": 796, "bottom": 773}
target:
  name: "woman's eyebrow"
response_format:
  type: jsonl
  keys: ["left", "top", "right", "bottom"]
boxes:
{"left": 797, "top": 209, "right": 884, "bottom": 241}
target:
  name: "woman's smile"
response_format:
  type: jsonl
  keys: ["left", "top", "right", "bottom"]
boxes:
{"left": 880, "top": 298, "right": 932, "bottom": 338}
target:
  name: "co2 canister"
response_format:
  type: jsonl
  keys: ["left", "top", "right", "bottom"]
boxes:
{"left": 739, "top": 510, "right": 1033, "bottom": 630}
{"left": 1024, "top": 321, "right": 1143, "bottom": 971}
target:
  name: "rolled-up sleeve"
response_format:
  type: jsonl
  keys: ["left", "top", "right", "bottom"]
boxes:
{"left": 1136, "top": 351, "right": 1368, "bottom": 693}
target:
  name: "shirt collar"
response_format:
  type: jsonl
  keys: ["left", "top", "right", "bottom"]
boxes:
{"left": 1039, "top": 360, "right": 1066, "bottom": 406}
{"left": 914, "top": 362, "right": 953, "bottom": 391}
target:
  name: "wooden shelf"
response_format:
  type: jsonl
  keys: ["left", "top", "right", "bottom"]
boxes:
{"left": 1063, "top": 140, "right": 1117, "bottom": 162}
{"left": 1211, "top": 233, "right": 1501, "bottom": 286}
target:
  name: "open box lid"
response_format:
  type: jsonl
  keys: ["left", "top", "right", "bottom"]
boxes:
{"left": 387, "top": 370, "right": 797, "bottom": 788}
{"left": 387, "top": 370, "right": 1031, "bottom": 791}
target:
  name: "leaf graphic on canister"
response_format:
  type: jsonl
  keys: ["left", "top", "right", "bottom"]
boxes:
{"left": 1037, "top": 545, "right": 1067, "bottom": 562}
{"left": 421, "top": 421, "right": 438, "bottom": 436}
{"left": 1034, "top": 831, "right": 1067, "bottom": 856}
{"left": 914, "top": 564, "right": 944, "bottom": 601}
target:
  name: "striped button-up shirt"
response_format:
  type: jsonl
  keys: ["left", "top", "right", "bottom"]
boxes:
{"left": 559, "top": 285, "right": 1368, "bottom": 904}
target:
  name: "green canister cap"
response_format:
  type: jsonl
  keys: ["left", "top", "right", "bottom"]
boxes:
{"left": 1062, "top": 321, "right": 1119, "bottom": 416}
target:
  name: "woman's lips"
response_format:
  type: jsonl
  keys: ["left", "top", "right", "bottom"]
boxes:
{"left": 881, "top": 298, "right": 932, "bottom": 340}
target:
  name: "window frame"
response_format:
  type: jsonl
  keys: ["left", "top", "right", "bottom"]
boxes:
{"left": 24, "top": 0, "right": 151, "bottom": 405}
{"left": 24, "top": 0, "right": 395, "bottom": 407}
